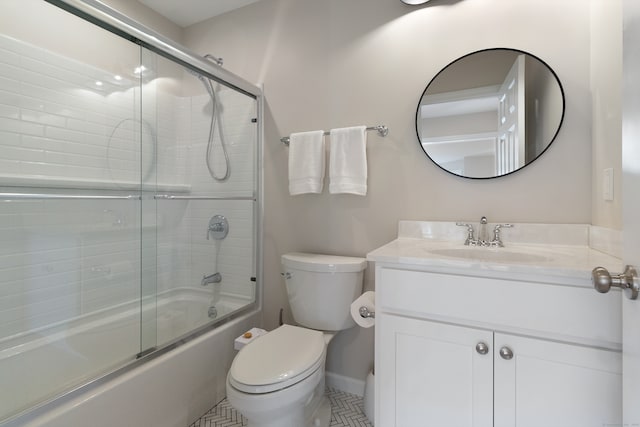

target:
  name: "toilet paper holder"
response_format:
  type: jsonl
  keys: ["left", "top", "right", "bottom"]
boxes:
{"left": 359, "top": 306, "right": 375, "bottom": 319}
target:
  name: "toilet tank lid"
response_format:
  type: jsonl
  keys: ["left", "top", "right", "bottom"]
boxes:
{"left": 282, "top": 252, "right": 367, "bottom": 273}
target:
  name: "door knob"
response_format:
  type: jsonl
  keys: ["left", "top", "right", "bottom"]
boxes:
{"left": 475, "top": 342, "right": 489, "bottom": 355}
{"left": 499, "top": 347, "right": 513, "bottom": 360}
{"left": 592, "top": 265, "right": 639, "bottom": 300}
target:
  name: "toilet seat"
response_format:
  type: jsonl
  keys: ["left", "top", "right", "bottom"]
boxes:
{"left": 228, "top": 324, "right": 326, "bottom": 394}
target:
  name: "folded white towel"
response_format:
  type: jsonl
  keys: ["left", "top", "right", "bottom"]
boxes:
{"left": 288, "top": 130, "right": 325, "bottom": 195}
{"left": 329, "top": 126, "right": 367, "bottom": 196}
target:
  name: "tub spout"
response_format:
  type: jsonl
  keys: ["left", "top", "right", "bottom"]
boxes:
{"left": 201, "top": 272, "right": 222, "bottom": 286}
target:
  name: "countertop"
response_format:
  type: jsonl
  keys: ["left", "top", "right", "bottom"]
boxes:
{"left": 367, "top": 238, "right": 623, "bottom": 286}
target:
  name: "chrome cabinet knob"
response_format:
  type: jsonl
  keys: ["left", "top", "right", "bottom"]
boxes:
{"left": 499, "top": 346, "right": 514, "bottom": 360}
{"left": 475, "top": 342, "right": 489, "bottom": 355}
{"left": 592, "top": 265, "right": 639, "bottom": 300}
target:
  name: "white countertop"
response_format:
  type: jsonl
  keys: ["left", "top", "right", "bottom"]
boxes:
{"left": 366, "top": 221, "right": 623, "bottom": 286}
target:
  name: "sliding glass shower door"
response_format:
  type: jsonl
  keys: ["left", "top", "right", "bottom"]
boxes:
{"left": 0, "top": 1, "right": 146, "bottom": 420}
{"left": 144, "top": 49, "right": 258, "bottom": 349}
{"left": 0, "top": 0, "right": 258, "bottom": 422}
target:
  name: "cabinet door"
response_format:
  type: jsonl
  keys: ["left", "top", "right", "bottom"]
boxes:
{"left": 494, "top": 333, "right": 622, "bottom": 427}
{"left": 377, "top": 314, "right": 493, "bottom": 427}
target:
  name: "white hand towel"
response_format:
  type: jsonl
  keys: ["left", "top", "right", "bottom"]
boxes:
{"left": 329, "top": 126, "right": 368, "bottom": 196}
{"left": 288, "top": 130, "right": 325, "bottom": 195}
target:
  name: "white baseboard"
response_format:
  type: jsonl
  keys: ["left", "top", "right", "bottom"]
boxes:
{"left": 325, "top": 371, "right": 366, "bottom": 397}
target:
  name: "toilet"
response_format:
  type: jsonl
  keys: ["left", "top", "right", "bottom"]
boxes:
{"left": 226, "top": 252, "right": 367, "bottom": 427}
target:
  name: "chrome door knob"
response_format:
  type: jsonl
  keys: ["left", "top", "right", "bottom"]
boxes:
{"left": 475, "top": 342, "right": 489, "bottom": 355}
{"left": 592, "top": 265, "right": 639, "bottom": 300}
{"left": 499, "top": 346, "right": 513, "bottom": 360}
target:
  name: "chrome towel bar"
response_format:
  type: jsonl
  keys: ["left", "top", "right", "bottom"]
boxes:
{"left": 280, "top": 125, "right": 389, "bottom": 145}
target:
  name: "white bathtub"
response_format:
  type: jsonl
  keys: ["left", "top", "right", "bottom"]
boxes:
{"left": 1, "top": 288, "right": 258, "bottom": 426}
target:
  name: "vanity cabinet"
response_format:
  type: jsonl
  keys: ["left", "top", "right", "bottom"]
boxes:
{"left": 375, "top": 266, "right": 622, "bottom": 427}
{"left": 492, "top": 333, "right": 620, "bottom": 427}
{"left": 378, "top": 314, "right": 493, "bottom": 427}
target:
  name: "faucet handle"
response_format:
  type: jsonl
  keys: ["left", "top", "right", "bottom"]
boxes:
{"left": 456, "top": 222, "right": 476, "bottom": 245}
{"left": 490, "top": 223, "right": 514, "bottom": 247}
{"left": 456, "top": 222, "right": 475, "bottom": 234}
{"left": 493, "top": 223, "right": 513, "bottom": 231}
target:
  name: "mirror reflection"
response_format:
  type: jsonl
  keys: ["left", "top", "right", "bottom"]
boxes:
{"left": 416, "top": 48, "right": 565, "bottom": 179}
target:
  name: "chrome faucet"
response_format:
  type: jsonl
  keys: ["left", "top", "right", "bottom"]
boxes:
{"left": 456, "top": 217, "right": 513, "bottom": 247}
{"left": 201, "top": 272, "right": 222, "bottom": 286}
{"left": 478, "top": 216, "right": 489, "bottom": 243}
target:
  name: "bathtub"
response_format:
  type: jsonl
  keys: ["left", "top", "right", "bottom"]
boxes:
{"left": 1, "top": 288, "right": 259, "bottom": 427}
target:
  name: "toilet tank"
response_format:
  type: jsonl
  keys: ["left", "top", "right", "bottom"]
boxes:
{"left": 281, "top": 253, "right": 367, "bottom": 331}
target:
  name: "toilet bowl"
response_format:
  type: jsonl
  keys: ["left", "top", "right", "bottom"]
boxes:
{"left": 226, "top": 253, "right": 367, "bottom": 427}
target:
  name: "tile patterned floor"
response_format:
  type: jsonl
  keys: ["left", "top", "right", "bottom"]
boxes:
{"left": 189, "top": 387, "right": 373, "bottom": 427}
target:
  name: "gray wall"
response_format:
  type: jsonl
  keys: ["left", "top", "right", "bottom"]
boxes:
{"left": 591, "top": 0, "right": 622, "bottom": 229}
{"left": 181, "top": 0, "right": 606, "bottom": 384}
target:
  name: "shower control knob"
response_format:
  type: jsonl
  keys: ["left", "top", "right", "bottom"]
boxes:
{"left": 475, "top": 342, "right": 489, "bottom": 355}
{"left": 207, "top": 215, "right": 229, "bottom": 240}
{"left": 499, "top": 346, "right": 514, "bottom": 360}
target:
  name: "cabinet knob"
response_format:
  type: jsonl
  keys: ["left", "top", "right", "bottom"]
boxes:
{"left": 475, "top": 342, "right": 489, "bottom": 355}
{"left": 499, "top": 346, "right": 514, "bottom": 360}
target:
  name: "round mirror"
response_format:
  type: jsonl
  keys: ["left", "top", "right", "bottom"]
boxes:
{"left": 415, "top": 48, "right": 565, "bottom": 179}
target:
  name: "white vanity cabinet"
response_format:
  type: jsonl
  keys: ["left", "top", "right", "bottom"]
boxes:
{"left": 378, "top": 314, "right": 494, "bottom": 427}
{"left": 492, "top": 333, "right": 620, "bottom": 427}
{"left": 374, "top": 265, "right": 622, "bottom": 427}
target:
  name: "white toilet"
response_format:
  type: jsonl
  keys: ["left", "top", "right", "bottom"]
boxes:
{"left": 226, "top": 252, "right": 367, "bottom": 427}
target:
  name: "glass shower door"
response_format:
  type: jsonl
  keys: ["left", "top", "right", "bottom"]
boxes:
{"left": 0, "top": 0, "right": 147, "bottom": 421}
{"left": 0, "top": 0, "right": 260, "bottom": 423}
{"left": 146, "top": 49, "right": 258, "bottom": 348}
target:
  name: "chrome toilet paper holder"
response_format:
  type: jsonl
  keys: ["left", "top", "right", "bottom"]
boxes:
{"left": 359, "top": 306, "right": 375, "bottom": 318}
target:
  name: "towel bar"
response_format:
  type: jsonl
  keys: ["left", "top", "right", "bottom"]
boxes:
{"left": 280, "top": 125, "right": 389, "bottom": 145}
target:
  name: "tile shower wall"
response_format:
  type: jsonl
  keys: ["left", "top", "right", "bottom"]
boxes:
{"left": 0, "top": 34, "right": 255, "bottom": 341}
{"left": 157, "top": 87, "right": 256, "bottom": 302}
{"left": 0, "top": 35, "right": 143, "bottom": 185}
{"left": 0, "top": 199, "right": 141, "bottom": 339}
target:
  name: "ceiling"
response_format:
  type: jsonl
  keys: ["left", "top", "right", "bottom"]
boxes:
{"left": 138, "top": 0, "right": 264, "bottom": 27}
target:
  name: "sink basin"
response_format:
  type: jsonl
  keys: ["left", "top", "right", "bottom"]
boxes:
{"left": 427, "top": 247, "right": 552, "bottom": 264}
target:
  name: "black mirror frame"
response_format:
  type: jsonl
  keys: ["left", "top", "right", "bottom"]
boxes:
{"left": 415, "top": 47, "right": 566, "bottom": 180}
